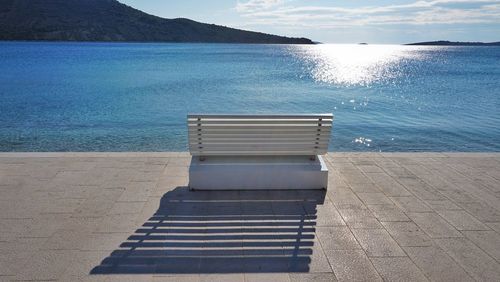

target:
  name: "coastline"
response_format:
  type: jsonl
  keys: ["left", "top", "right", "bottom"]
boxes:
{"left": 0, "top": 151, "right": 498, "bottom": 157}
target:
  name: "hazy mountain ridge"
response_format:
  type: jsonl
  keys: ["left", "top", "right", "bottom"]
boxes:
{"left": 407, "top": 40, "right": 500, "bottom": 46}
{"left": 0, "top": 0, "right": 313, "bottom": 44}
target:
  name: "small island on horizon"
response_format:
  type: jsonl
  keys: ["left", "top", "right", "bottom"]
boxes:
{"left": 0, "top": 0, "right": 313, "bottom": 44}
{"left": 406, "top": 40, "right": 500, "bottom": 46}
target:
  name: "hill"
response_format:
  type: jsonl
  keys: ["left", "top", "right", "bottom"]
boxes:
{"left": 406, "top": 40, "right": 500, "bottom": 46}
{"left": 0, "top": 0, "right": 313, "bottom": 44}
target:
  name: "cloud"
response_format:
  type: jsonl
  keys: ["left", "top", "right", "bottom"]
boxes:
{"left": 236, "top": 0, "right": 285, "bottom": 13}
{"left": 236, "top": 0, "right": 500, "bottom": 27}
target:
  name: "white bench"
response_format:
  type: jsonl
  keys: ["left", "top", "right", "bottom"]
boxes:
{"left": 187, "top": 114, "right": 333, "bottom": 190}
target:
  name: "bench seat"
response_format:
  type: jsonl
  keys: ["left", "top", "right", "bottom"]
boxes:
{"left": 187, "top": 114, "right": 333, "bottom": 190}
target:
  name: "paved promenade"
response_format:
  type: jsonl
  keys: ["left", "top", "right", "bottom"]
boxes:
{"left": 0, "top": 152, "right": 499, "bottom": 281}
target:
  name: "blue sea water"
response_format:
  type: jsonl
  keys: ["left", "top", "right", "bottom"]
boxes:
{"left": 0, "top": 42, "right": 499, "bottom": 152}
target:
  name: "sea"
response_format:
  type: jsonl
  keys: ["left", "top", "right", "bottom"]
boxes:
{"left": 0, "top": 42, "right": 499, "bottom": 152}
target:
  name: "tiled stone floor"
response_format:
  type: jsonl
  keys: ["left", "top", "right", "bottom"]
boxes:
{"left": 0, "top": 152, "right": 499, "bottom": 281}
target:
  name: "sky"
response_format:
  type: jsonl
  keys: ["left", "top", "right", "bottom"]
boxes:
{"left": 118, "top": 0, "right": 500, "bottom": 44}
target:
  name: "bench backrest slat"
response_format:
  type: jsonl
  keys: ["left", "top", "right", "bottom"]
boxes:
{"left": 188, "top": 114, "right": 333, "bottom": 156}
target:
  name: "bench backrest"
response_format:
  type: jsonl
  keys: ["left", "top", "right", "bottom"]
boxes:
{"left": 188, "top": 114, "right": 333, "bottom": 156}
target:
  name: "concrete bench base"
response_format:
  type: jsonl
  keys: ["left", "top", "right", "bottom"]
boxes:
{"left": 188, "top": 155, "right": 328, "bottom": 190}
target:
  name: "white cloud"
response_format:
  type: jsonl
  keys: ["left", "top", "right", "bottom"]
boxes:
{"left": 236, "top": 0, "right": 500, "bottom": 27}
{"left": 236, "top": 0, "right": 285, "bottom": 13}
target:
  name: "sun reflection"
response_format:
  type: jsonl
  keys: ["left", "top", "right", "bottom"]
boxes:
{"left": 354, "top": 137, "right": 372, "bottom": 147}
{"left": 290, "top": 44, "right": 426, "bottom": 86}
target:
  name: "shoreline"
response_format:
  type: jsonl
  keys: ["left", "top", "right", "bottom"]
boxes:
{"left": 0, "top": 151, "right": 497, "bottom": 157}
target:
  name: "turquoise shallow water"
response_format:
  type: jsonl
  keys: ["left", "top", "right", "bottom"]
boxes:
{"left": 0, "top": 42, "right": 499, "bottom": 152}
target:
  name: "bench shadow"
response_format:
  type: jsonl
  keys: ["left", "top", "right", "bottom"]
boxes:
{"left": 91, "top": 186, "right": 325, "bottom": 274}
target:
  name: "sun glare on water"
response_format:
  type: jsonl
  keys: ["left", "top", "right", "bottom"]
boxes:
{"left": 291, "top": 44, "right": 426, "bottom": 86}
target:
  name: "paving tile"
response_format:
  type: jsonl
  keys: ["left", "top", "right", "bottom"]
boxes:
{"left": 61, "top": 185, "right": 101, "bottom": 199}
{"left": 200, "top": 274, "right": 244, "bottom": 282}
{"left": 315, "top": 226, "right": 361, "bottom": 251}
{"left": 155, "top": 176, "right": 188, "bottom": 194}
{"left": 351, "top": 228, "right": 406, "bottom": 257}
{"left": 439, "top": 188, "right": 479, "bottom": 204}
{"left": 50, "top": 171, "right": 91, "bottom": 186}
{"left": 328, "top": 188, "right": 367, "bottom": 210}
{"left": 24, "top": 213, "right": 72, "bottom": 238}
{"left": 300, "top": 239, "right": 335, "bottom": 273}
{"left": 435, "top": 210, "right": 490, "bottom": 230}
{"left": 15, "top": 250, "right": 77, "bottom": 281}
{"left": 116, "top": 187, "right": 152, "bottom": 203}
{"left": 95, "top": 214, "right": 139, "bottom": 233}
{"left": 132, "top": 171, "right": 163, "bottom": 182}
{"left": 407, "top": 212, "right": 462, "bottom": 238}
{"left": 462, "top": 230, "right": 500, "bottom": 261}
{"left": 390, "top": 196, "right": 432, "bottom": 212}
{"left": 398, "top": 177, "right": 445, "bottom": 201}
{"left": 108, "top": 201, "right": 146, "bottom": 215}
{"left": 315, "top": 200, "right": 345, "bottom": 227}
{"left": 382, "top": 166, "right": 416, "bottom": 178}
{"left": 357, "top": 164, "right": 384, "bottom": 173}
{"left": 167, "top": 157, "right": 191, "bottom": 167}
{"left": 0, "top": 198, "right": 39, "bottom": 217}
{"left": 471, "top": 174, "right": 500, "bottom": 194}
{"left": 348, "top": 182, "right": 381, "bottom": 193}
{"left": 139, "top": 164, "right": 167, "bottom": 174}
{"left": 401, "top": 164, "right": 432, "bottom": 176}
{"left": 135, "top": 198, "right": 162, "bottom": 225}
{"left": 57, "top": 216, "right": 102, "bottom": 233}
{"left": 9, "top": 236, "right": 49, "bottom": 251}
{"left": 245, "top": 273, "right": 290, "bottom": 282}
{"left": 404, "top": 246, "right": 474, "bottom": 282}
{"left": 424, "top": 199, "right": 462, "bottom": 211}
{"left": 327, "top": 173, "right": 349, "bottom": 189}
{"left": 372, "top": 157, "right": 399, "bottom": 168}
{"left": 370, "top": 257, "right": 428, "bottom": 282}
{"left": 366, "top": 204, "right": 410, "bottom": 222}
{"left": 289, "top": 273, "right": 337, "bottom": 282}
{"left": 338, "top": 208, "right": 382, "bottom": 229}
{"left": 436, "top": 237, "right": 500, "bottom": 281}
{"left": 153, "top": 275, "right": 200, "bottom": 282}
{"left": 73, "top": 188, "right": 125, "bottom": 218}
{"left": 162, "top": 166, "right": 189, "bottom": 177}
{"left": 458, "top": 201, "right": 500, "bottom": 222}
{"left": 241, "top": 254, "right": 289, "bottom": 273}
{"left": 41, "top": 197, "right": 84, "bottom": 214}
{"left": 486, "top": 222, "right": 500, "bottom": 233}
{"left": 341, "top": 171, "right": 373, "bottom": 185}
{"left": 364, "top": 173, "right": 412, "bottom": 196}
{"left": 381, "top": 221, "right": 432, "bottom": 247}
{"left": 324, "top": 250, "right": 382, "bottom": 281}
{"left": 417, "top": 173, "right": 454, "bottom": 193}
{"left": 42, "top": 229, "right": 91, "bottom": 250}
{"left": 455, "top": 181, "right": 500, "bottom": 210}
{"left": 60, "top": 250, "right": 109, "bottom": 280}
{"left": 0, "top": 250, "right": 33, "bottom": 276}
{"left": 0, "top": 218, "right": 33, "bottom": 237}
{"left": 331, "top": 161, "right": 358, "bottom": 173}
{"left": 356, "top": 192, "right": 393, "bottom": 205}
{"left": 347, "top": 156, "right": 376, "bottom": 165}
{"left": 80, "top": 232, "right": 129, "bottom": 251}
{"left": 99, "top": 275, "right": 154, "bottom": 282}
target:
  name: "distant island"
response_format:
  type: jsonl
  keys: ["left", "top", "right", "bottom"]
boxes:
{"left": 407, "top": 40, "right": 500, "bottom": 46}
{"left": 0, "top": 0, "right": 313, "bottom": 44}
